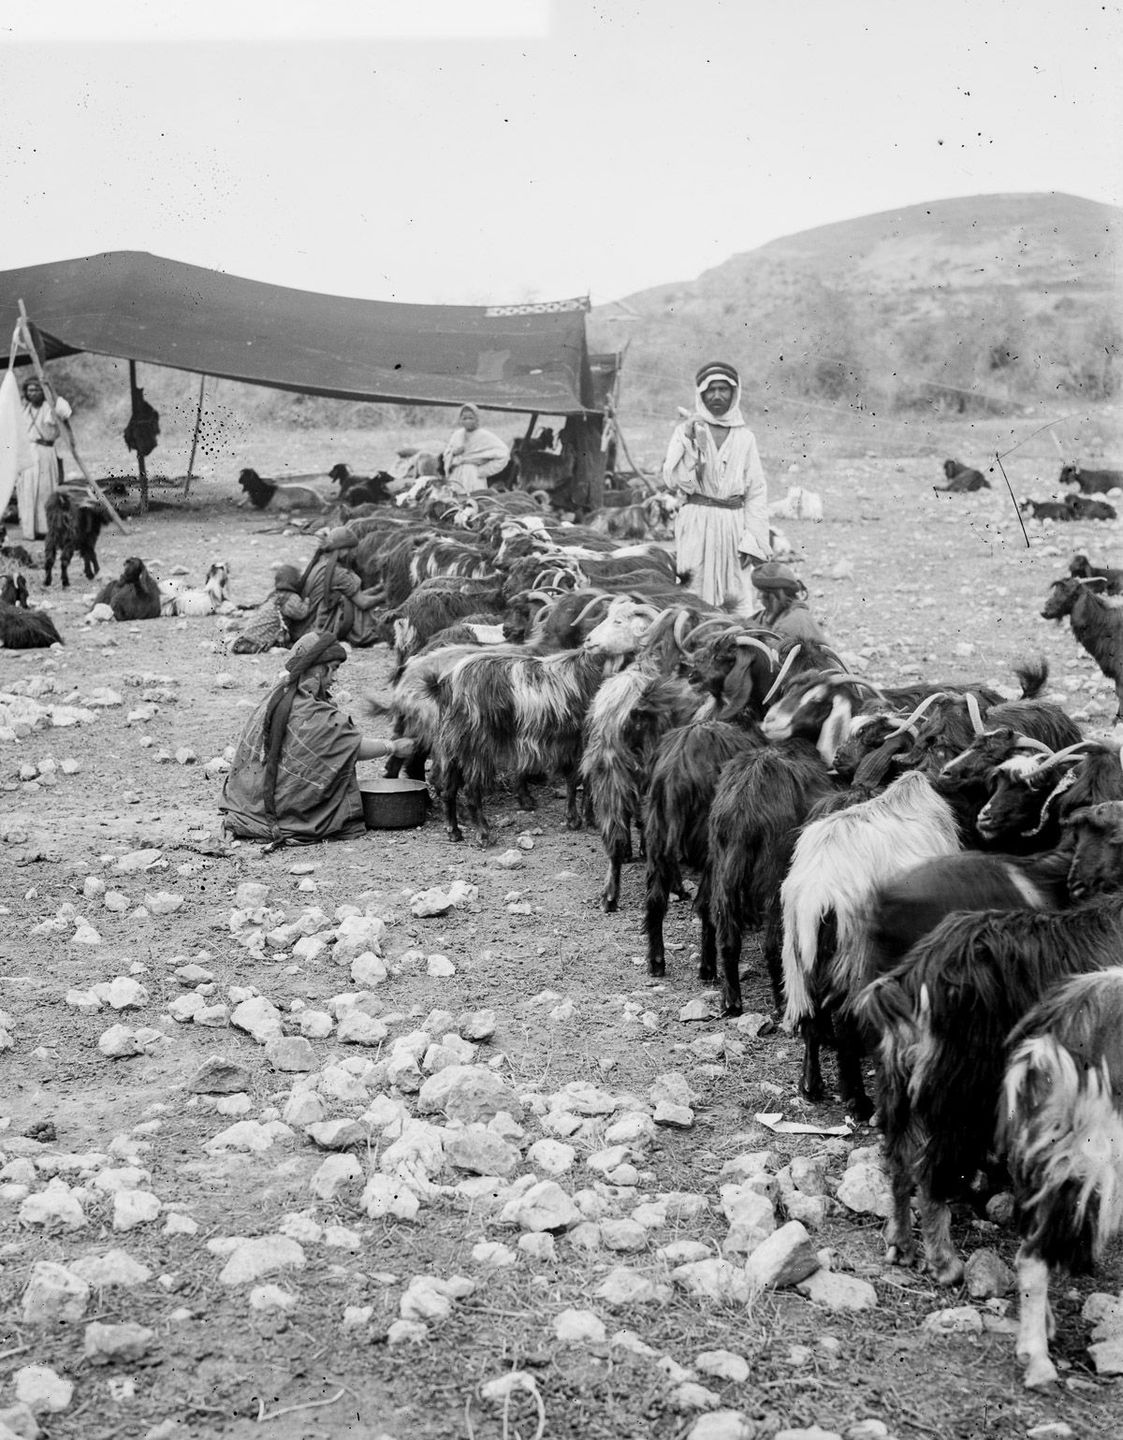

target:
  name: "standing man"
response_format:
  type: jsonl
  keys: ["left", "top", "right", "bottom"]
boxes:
{"left": 18, "top": 377, "right": 71, "bottom": 540}
{"left": 662, "top": 360, "right": 770, "bottom": 608}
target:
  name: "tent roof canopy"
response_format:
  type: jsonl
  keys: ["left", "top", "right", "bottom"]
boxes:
{"left": 0, "top": 251, "right": 601, "bottom": 416}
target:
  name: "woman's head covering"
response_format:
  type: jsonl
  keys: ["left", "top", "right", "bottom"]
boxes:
{"left": 693, "top": 360, "right": 744, "bottom": 428}
{"left": 458, "top": 403, "right": 481, "bottom": 424}
{"left": 751, "top": 561, "right": 806, "bottom": 596}
{"left": 285, "top": 630, "right": 347, "bottom": 676}
{"left": 320, "top": 526, "right": 357, "bottom": 552}
{"left": 273, "top": 564, "right": 302, "bottom": 593}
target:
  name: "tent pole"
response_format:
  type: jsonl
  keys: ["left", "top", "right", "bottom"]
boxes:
{"left": 16, "top": 301, "right": 129, "bottom": 535}
{"left": 523, "top": 412, "right": 538, "bottom": 444}
{"left": 128, "top": 360, "right": 149, "bottom": 513}
{"left": 183, "top": 373, "right": 206, "bottom": 499}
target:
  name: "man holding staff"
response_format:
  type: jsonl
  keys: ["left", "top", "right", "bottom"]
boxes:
{"left": 17, "top": 376, "right": 71, "bottom": 539}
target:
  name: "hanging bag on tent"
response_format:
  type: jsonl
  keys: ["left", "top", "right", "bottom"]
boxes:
{"left": 124, "top": 389, "right": 160, "bottom": 459}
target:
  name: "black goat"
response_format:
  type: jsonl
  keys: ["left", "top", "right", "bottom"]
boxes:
{"left": 705, "top": 736, "right": 837, "bottom": 1017}
{"left": 0, "top": 527, "right": 35, "bottom": 568}
{"left": 43, "top": 491, "right": 106, "bottom": 587}
{"left": 974, "top": 742, "right": 1123, "bottom": 853}
{"left": 1059, "top": 463, "right": 1123, "bottom": 495}
{"left": 1041, "top": 576, "right": 1123, "bottom": 719}
{"left": 936, "top": 459, "right": 989, "bottom": 492}
{"left": 1066, "top": 492, "right": 1117, "bottom": 522}
{"left": 0, "top": 579, "right": 61, "bottom": 648}
{"left": 236, "top": 469, "right": 327, "bottom": 512}
{"left": 93, "top": 557, "right": 162, "bottom": 621}
{"left": 859, "top": 886, "right": 1123, "bottom": 1288}
{"left": 329, "top": 463, "right": 397, "bottom": 507}
{"left": 1068, "top": 553, "right": 1123, "bottom": 593}
{"left": 0, "top": 573, "right": 29, "bottom": 608}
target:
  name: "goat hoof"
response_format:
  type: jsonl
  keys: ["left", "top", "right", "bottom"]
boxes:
{"left": 926, "top": 1256, "right": 964, "bottom": 1287}
{"left": 601, "top": 897, "right": 618, "bottom": 914}
{"left": 720, "top": 1000, "right": 743, "bottom": 1019}
{"left": 648, "top": 960, "right": 665, "bottom": 978}
{"left": 885, "top": 1242, "right": 916, "bottom": 1268}
{"left": 1022, "top": 1356, "right": 1059, "bottom": 1390}
{"left": 446, "top": 828, "right": 463, "bottom": 844}
{"left": 42, "top": 578, "right": 51, "bottom": 587}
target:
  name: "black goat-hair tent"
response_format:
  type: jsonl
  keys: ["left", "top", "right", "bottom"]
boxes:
{"left": 0, "top": 251, "right": 600, "bottom": 416}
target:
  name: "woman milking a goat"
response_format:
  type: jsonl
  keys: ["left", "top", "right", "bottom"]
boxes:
{"left": 220, "top": 631, "right": 416, "bottom": 845}
{"left": 747, "top": 561, "right": 827, "bottom": 644}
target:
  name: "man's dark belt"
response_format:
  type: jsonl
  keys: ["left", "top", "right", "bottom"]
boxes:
{"left": 683, "top": 492, "right": 745, "bottom": 510}
{"left": 32, "top": 438, "right": 54, "bottom": 446}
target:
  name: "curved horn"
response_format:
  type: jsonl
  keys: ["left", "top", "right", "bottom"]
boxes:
{"left": 761, "top": 644, "right": 801, "bottom": 707}
{"left": 734, "top": 634, "right": 780, "bottom": 662}
{"left": 883, "top": 691, "right": 949, "bottom": 737}
{"left": 681, "top": 617, "right": 738, "bottom": 646}
{"left": 673, "top": 608, "right": 693, "bottom": 647}
{"left": 964, "top": 690, "right": 985, "bottom": 735}
{"left": 572, "top": 592, "right": 614, "bottom": 625}
{"left": 1012, "top": 736, "right": 1056, "bottom": 754}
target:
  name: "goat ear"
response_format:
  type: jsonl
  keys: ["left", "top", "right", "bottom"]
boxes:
{"left": 719, "top": 650, "right": 760, "bottom": 720}
{"left": 817, "top": 693, "right": 854, "bottom": 765}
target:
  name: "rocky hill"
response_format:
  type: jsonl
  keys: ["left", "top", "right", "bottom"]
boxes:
{"left": 590, "top": 192, "right": 1122, "bottom": 416}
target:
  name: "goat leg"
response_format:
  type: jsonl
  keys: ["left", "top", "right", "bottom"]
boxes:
{"left": 644, "top": 863, "right": 669, "bottom": 976}
{"left": 884, "top": 1150, "right": 917, "bottom": 1268}
{"left": 798, "top": 1018, "right": 826, "bottom": 1104}
{"left": 443, "top": 760, "right": 465, "bottom": 843}
{"left": 917, "top": 1187, "right": 963, "bottom": 1286}
{"left": 1015, "top": 1248, "right": 1058, "bottom": 1388}
{"left": 463, "top": 786, "right": 494, "bottom": 848}
{"left": 515, "top": 775, "right": 537, "bottom": 810}
{"left": 717, "top": 925, "right": 744, "bottom": 1017}
{"left": 563, "top": 770, "right": 583, "bottom": 830}
{"left": 834, "top": 1013, "right": 874, "bottom": 1122}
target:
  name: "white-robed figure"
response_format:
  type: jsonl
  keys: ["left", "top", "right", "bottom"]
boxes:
{"left": 442, "top": 403, "right": 510, "bottom": 495}
{"left": 662, "top": 360, "right": 770, "bottom": 608}
{"left": 17, "top": 377, "right": 71, "bottom": 540}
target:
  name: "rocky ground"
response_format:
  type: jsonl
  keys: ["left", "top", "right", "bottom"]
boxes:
{"left": 1, "top": 441, "right": 1121, "bottom": 1440}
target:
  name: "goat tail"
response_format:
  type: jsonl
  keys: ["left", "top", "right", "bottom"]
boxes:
{"left": 854, "top": 968, "right": 916, "bottom": 1039}
{"left": 1014, "top": 656, "right": 1050, "bottom": 700}
{"left": 780, "top": 888, "right": 829, "bottom": 1031}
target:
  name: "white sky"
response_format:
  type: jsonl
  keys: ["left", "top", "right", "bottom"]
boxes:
{"left": 1, "top": 0, "right": 1120, "bottom": 306}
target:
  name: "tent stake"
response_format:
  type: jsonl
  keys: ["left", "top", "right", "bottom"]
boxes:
{"left": 16, "top": 301, "right": 129, "bottom": 535}
{"left": 183, "top": 373, "right": 206, "bottom": 499}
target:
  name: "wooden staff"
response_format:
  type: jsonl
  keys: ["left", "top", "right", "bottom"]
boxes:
{"left": 183, "top": 373, "right": 206, "bottom": 499}
{"left": 16, "top": 301, "right": 129, "bottom": 535}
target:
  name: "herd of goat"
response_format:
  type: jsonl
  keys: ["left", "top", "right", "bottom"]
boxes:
{"left": 3, "top": 455, "right": 1123, "bottom": 1383}
{"left": 315, "top": 481, "right": 1123, "bottom": 1389}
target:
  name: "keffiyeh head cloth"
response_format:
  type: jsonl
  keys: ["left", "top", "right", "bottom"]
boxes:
{"left": 693, "top": 360, "right": 745, "bottom": 428}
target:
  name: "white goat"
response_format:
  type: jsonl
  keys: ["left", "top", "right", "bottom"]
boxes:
{"left": 159, "top": 562, "right": 232, "bottom": 617}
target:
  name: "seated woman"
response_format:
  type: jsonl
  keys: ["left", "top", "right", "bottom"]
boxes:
{"left": 748, "top": 561, "right": 827, "bottom": 644}
{"left": 442, "top": 404, "right": 510, "bottom": 494}
{"left": 297, "top": 526, "right": 384, "bottom": 647}
{"left": 220, "top": 631, "right": 415, "bottom": 845}
{"left": 230, "top": 565, "right": 310, "bottom": 654}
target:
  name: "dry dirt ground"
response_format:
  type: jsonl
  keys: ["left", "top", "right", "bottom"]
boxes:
{"left": 1, "top": 439, "right": 1122, "bottom": 1440}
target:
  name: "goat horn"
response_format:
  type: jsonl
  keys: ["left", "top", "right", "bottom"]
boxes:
{"left": 734, "top": 634, "right": 779, "bottom": 661}
{"left": 883, "top": 691, "right": 949, "bottom": 736}
{"left": 964, "top": 691, "right": 985, "bottom": 735}
{"left": 681, "top": 617, "right": 737, "bottom": 645}
{"left": 672, "top": 609, "right": 693, "bottom": 647}
{"left": 761, "top": 644, "right": 801, "bottom": 706}
{"left": 1031, "top": 740, "right": 1098, "bottom": 772}
{"left": 573, "top": 593, "right": 613, "bottom": 625}
{"left": 628, "top": 603, "right": 662, "bottom": 620}
{"left": 1012, "top": 736, "right": 1056, "bottom": 754}
{"left": 524, "top": 589, "right": 555, "bottom": 605}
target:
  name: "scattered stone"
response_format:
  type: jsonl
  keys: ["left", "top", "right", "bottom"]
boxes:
{"left": 21, "top": 1262, "right": 90, "bottom": 1324}
{"left": 84, "top": 1321, "right": 155, "bottom": 1364}
{"left": 695, "top": 1349, "right": 750, "bottom": 1383}
{"left": 69, "top": 1250, "right": 152, "bottom": 1288}
{"left": 13, "top": 1364, "right": 73, "bottom": 1414}
{"left": 796, "top": 1270, "right": 878, "bottom": 1311}
{"left": 922, "top": 1305, "right": 983, "bottom": 1335}
{"left": 219, "top": 1236, "right": 306, "bottom": 1286}
{"left": 835, "top": 1160, "right": 893, "bottom": 1218}
{"left": 444, "top": 1129, "right": 520, "bottom": 1177}
{"left": 230, "top": 996, "right": 284, "bottom": 1044}
{"left": 964, "top": 1248, "right": 1014, "bottom": 1299}
{"left": 686, "top": 1411, "right": 754, "bottom": 1439}
{"left": 187, "top": 1057, "right": 253, "bottom": 1095}
{"left": 653, "top": 1101, "right": 694, "bottom": 1129}
{"left": 744, "top": 1221, "right": 819, "bottom": 1289}
{"left": 501, "top": 1180, "right": 580, "bottom": 1233}
{"left": 594, "top": 1266, "right": 671, "bottom": 1306}
{"left": 554, "top": 1308, "right": 606, "bottom": 1343}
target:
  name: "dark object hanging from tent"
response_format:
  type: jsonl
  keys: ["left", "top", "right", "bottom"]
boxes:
{"left": 124, "top": 387, "right": 160, "bottom": 458}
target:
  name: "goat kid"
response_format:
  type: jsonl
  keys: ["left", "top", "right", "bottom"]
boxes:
{"left": 43, "top": 491, "right": 105, "bottom": 586}
{"left": 237, "top": 468, "right": 328, "bottom": 511}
